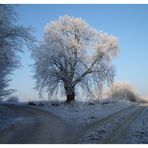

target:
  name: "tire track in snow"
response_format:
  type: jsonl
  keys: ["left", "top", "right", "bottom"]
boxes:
{"left": 76, "top": 105, "right": 134, "bottom": 140}
{"left": 102, "top": 105, "right": 145, "bottom": 144}
{"left": 76, "top": 104, "right": 144, "bottom": 143}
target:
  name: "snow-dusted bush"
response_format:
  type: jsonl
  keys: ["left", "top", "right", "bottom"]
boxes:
{"left": 6, "top": 96, "right": 19, "bottom": 103}
{"left": 106, "top": 82, "right": 140, "bottom": 102}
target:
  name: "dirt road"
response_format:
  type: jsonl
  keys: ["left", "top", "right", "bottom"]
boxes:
{"left": 0, "top": 104, "right": 75, "bottom": 144}
{"left": 0, "top": 103, "right": 146, "bottom": 144}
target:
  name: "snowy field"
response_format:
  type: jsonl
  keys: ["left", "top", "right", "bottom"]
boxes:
{"left": 33, "top": 99, "right": 133, "bottom": 129}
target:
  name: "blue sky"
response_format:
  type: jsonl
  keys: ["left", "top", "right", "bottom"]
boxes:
{"left": 11, "top": 4, "right": 148, "bottom": 101}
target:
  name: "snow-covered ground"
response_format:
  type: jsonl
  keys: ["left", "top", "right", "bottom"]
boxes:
{"left": 0, "top": 104, "right": 20, "bottom": 130}
{"left": 1, "top": 100, "right": 147, "bottom": 144}
{"left": 0, "top": 104, "right": 16, "bottom": 121}
{"left": 0, "top": 103, "right": 34, "bottom": 130}
{"left": 120, "top": 107, "right": 148, "bottom": 144}
{"left": 0, "top": 99, "right": 133, "bottom": 132}
{"left": 34, "top": 99, "right": 133, "bottom": 129}
{"left": 79, "top": 105, "right": 138, "bottom": 143}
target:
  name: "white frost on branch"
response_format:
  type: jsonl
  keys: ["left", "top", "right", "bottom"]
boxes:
{"left": 0, "top": 5, "right": 35, "bottom": 97}
{"left": 32, "top": 15, "right": 119, "bottom": 102}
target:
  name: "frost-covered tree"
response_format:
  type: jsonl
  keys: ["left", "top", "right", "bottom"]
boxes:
{"left": 0, "top": 5, "right": 35, "bottom": 98}
{"left": 32, "top": 15, "right": 119, "bottom": 103}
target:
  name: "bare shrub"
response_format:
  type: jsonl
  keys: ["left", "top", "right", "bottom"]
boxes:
{"left": 107, "top": 82, "right": 140, "bottom": 102}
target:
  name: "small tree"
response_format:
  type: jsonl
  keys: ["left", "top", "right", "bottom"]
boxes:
{"left": 32, "top": 15, "right": 119, "bottom": 103}
{"left": 0, "top": 5, "right": 35, "bottom": 98}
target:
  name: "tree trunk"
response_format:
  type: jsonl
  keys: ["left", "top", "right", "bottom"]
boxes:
{"left": 64, "top": 84, "right": 75, "bottom": 103}
{"left": 66, "top": 91, "right": 75, "bottom": 103}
